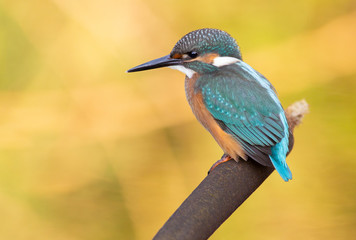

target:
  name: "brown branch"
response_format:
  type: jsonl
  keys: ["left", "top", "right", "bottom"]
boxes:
{"left": 153, "top": 100, "right": 309, "bottom": 240}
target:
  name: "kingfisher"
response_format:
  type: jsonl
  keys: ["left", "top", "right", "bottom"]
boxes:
{"left": 127, "top": 28, "right": 292, "bottom": 181}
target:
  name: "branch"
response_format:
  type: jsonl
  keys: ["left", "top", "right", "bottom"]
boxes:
{"left": 153, "top": 100, "right": 309, "bottom": 240}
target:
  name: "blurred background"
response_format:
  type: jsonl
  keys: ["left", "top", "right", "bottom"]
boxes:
{"left": 1, "top": 0, "right": 355, "bottom": 239}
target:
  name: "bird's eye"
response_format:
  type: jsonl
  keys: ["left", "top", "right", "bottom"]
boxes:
{"left": 187, "top": 51, "right": 198, "bottom": 59}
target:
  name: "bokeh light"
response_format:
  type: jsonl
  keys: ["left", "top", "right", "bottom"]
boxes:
{"left": 0, "top": 0, "right": 355, "bottom": 239}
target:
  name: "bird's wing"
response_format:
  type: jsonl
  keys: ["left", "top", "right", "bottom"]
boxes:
{"left": 198, "top": 62, "right": 287, "bottom": 167}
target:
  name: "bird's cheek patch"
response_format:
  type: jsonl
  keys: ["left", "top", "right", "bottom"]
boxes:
{"left": 197, "top": 53, "right": 220, "bottom": 64}
{"left": 172, "top": 53, "right": 182, "bottom": 59}
{"left": 212, "top": 56, "right": 240, "bottom": 67}
{"left": 185, "top": 53, "right": 220, "bottom": 64}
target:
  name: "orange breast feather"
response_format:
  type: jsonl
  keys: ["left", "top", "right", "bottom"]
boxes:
{"left": 185, "top": 73, "right": 246, "bottom": 161}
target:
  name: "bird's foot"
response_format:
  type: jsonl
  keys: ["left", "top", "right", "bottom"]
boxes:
{"left": 208, "top": 154, "right": 232, "bottom": 174}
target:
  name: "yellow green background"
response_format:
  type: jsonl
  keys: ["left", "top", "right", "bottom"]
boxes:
{"left": 1, "top": 0, "right": 355, "bottom": 239}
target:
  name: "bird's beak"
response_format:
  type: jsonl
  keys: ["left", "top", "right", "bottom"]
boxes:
{"left": 127, "top": 55, "right": 182, "bottom": 73}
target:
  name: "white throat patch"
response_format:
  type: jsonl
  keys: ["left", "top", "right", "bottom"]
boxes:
{"left": 212, "top": 56, "right": 240, "bottom": 67}
{"left": 169, "top": 65, "right": 196, "bottom": 78}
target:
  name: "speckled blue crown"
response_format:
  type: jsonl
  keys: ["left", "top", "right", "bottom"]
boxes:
{"left": 171, "top": 28, "right": 242, "bottom": 59}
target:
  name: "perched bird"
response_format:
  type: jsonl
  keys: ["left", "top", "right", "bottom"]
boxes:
{"left": 127, "top": 28, "right": 292, "bottom": 181}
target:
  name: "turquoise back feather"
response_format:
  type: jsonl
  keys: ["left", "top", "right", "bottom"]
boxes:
{"left": 196, "top": 61, "right": 292, "bottom": 181}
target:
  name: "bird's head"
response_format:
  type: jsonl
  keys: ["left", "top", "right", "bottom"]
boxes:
{"left": 127, "top": 28, "right": 242, "bottom": 77}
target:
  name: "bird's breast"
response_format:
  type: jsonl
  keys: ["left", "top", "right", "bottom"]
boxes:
{"left": 184, "top": 74, "right": 245, "bottom": 160}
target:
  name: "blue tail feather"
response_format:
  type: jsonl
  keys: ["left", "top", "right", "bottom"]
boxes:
{"left": 270, "top": 150, "right": 292, "bottom": 181}
{"left": 269, "top": 113, "right": 292, "bottom": 182}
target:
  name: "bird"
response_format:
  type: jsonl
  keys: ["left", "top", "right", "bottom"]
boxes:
{"left": 127, "top": 28, "right": 292, "bottom": 181}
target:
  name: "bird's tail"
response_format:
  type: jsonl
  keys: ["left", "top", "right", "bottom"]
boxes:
{"left": 270, "top": 136, "right": 292, "bottom": 182}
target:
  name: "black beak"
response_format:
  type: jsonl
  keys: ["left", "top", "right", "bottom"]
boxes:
{"left": 127, "top": 55, "right": 182, "bottom": 73}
